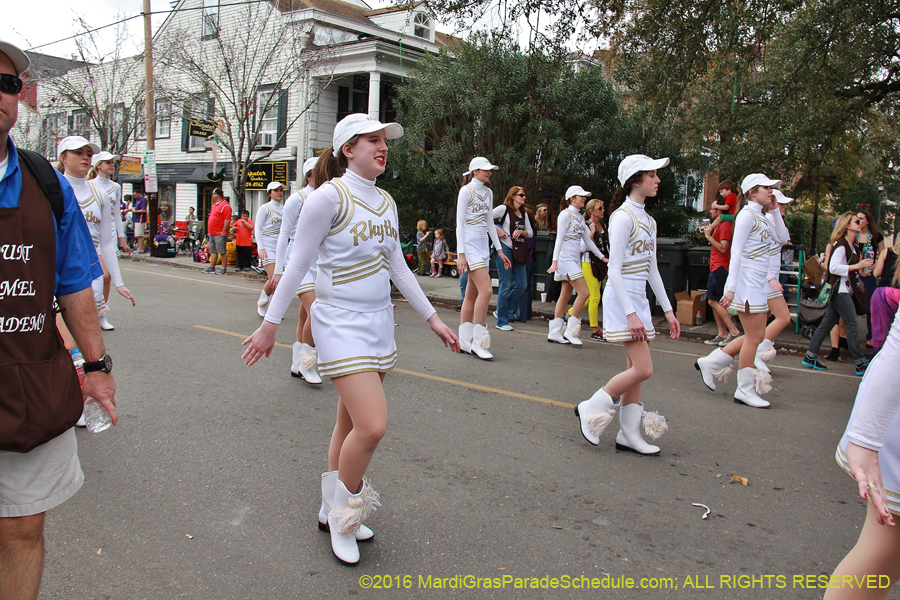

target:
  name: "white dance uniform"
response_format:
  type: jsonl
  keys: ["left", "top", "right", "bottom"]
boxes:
{"left": 93, "top": 177, "right": 126, "bottom": 240}
{"left": 455, "top": 179, "right": 503, "bottom": 272}
{"left": 65, "top": 174, "right": 122, "bottom": 316}
{"left": 275, "top": 185, "right": 318, "bottom": 295}
{"left": 764, "top": 210, "right": 790, "bottom": 300}
{"left": 836, "top": 304, "right": 900, "bottom": 515}
{"left": 265, "top": 170, "right": 436, "bottom": 379}
{"left": 602, "top": 198, "right": 672, "bottom": 343}
{"left": 552, "top": 205, "right": 605, "bottom": 281}
{"left": 724, "top": 203, "right": 772, "bottom": 314}
{"left": 254, "top": 200, "right": 283, "bottom": 267}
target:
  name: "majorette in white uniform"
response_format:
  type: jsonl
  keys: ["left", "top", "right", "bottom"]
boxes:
{"left": 265, "top": 169, "right": 436, "bottom": 379}
{"left": 602, "top": 199, "right": 672, "bottom": 343}
{"left": 254, "top": 195, "right": 284, "bottom": 267}
{"left": 91, "top": 151, "right": 126, "bottom": 242}
{"left": 552, "top": 205, "right": 605, "bottom": 281}
{"left": 724, "top": 202, "right": 774, "bottom": 315}
{"left": 455, "top": 178, "right": 504, "bottom": 273}
{"left": 276, "top": 184, "right": 318, "bottom": 295}
{"left": 764, "top": 194, "right": 791, "bottom": 301}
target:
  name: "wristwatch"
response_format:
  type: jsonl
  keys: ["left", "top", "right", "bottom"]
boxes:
{"left": 84, "top": 353, "right": 113, "bottom": 374}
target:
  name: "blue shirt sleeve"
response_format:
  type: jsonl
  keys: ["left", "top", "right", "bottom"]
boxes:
{"left": 55, "top": 173, "right": 102, "bottom": 296}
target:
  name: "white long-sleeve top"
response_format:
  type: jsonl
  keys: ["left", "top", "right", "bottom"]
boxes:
{"left": 765, "top": 210, "right": 790, "bottom": 281}
{"left": 846, "top": 304, "right": 900, "bottom": 451}
{"left": 606, "top": 198, "right": 671, "bottom": 315}
{"left": 456, "top": 179, "right": 503, "bottom": 255}
{"left": 553, "top": 205, "right": 604, "bottom": 263}
{"left": 66, "top": 173, "right": 124, "bottom": 287}
{"left": 491, "top": 204, "right": 533, "bottom": 249}
{"left": 829, "top": 243, "right": 856, "bottom": 294}
{"left": 265, "top": 169, "right": 435, "bottom": 324}
{"left": 724, "top": 202, "right": 772, "bottom": 292}
{"left": 254, "top": 200, "right": 283, "bottom": 253}
{"left": 274, "top": 185, "right": 312, "bottom": 275}
{"left": 93, "top": 176, "right": 125, "bottom": 238}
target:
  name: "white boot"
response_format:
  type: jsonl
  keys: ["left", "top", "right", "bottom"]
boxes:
{"left": 329, "top": 479, "right": 381, "bottom": 565}
{"left": 98, "top": 314, "right": 114, "bottom": 331}
{"left": 318, "top": 471, "right": 373, "bottom": 542}
{"left": 563, "top": 316, "right": 583, "bottom": 346}
{"left": 574, "top": 388, "right": 617, "bottom": 445}
{"left": 547, "top": 318, "right": 570, "bottom": 344}
{"left": 615, "top": 402, "right": 664, "bottom": 455}
{"left": 754, "top": 339, "right": 776, "bottom": 373}
{"left": 471, "top": 324, "right": 493, "bottom": 360}
{"left": 291, "top": 342, "right": 303, "bottom": 377}
{"left": 733, "top": 367, "right": 771, "bottom": 408}
{"left": 257, "top": 291, "right": 269, "bottom": 318}
{"left": 299, "top": 344, "right": 323, "bottom": 385}
{"left": 459, "top": 322, "right": 474, "bottom": 355}
{"left": 76, "top": 412, "right": 86, "bottom": 427}
{"left": 694, "top": 348, "right": 734, "bottom": 391}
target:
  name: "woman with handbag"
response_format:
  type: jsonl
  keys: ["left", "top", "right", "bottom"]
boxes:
{"left": 547, "top": 186, "right": 607, "bottom": 345}
{"left": 581, "top": 198, "right": 609, "bottom": 340}
{"left": 857, "top": 210, "right": 885, "bottom": 347}
{"left": 492, "top": 186, "right": 532, "bottom": 330}
{"left": 802, "top": 212, "right": 872, "bottom": 375}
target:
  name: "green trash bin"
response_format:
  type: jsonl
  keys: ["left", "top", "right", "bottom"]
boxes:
{"left": 532, "top": 231, "right": 559, "bottom": 303}
{"left": 687, "top": 246, "right": 711, "bottom": 291}
{"left": 648, "top": 237, "right": 691, "bottom": 314}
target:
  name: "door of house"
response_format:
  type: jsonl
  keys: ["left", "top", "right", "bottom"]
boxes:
{"left": 197, "top": 185, "right": 217, "bottom": 232}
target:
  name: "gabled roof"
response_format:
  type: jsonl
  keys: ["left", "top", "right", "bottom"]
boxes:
{"left": 272, "top": 0, "right": 375, "bottom": 26}
{"left": 24, "top": 51, "right": 88, "bottom": 79}
{"left": 364, "top": 1, "right": 423, "bottom": 16}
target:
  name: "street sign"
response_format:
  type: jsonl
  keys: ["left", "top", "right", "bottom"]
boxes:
{"left": 243, "top": 161, "right": 289, "bottom": 190}
{"left": 142, "top": 150, "right": 158, "bottom": 193}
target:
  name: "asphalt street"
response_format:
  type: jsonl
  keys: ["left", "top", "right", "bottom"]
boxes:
{"left": 38, "top": 260, "right": 887, "bottom": 599}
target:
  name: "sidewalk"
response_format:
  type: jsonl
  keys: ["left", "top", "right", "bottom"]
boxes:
{"left": 123, "top": 252, "right": 853, "bottom": 353}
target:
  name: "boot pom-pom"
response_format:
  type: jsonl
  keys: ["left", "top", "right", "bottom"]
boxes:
{"left": 569, "top": 320, "right": 582, "bottom": 337}
{"left": 358, "top": 479, "right": 382, "bottom": 520}
{"left": 476, "top": 331, "right": 491, "bottom": 350}
{"left": 98, "top": 305, "right": 111, "bottom": 317}
{"left": 641, "top": 410, "right": 668, "bottom": 440}
{"left": 586, "top": 408, "right": 616, "bottom": 437}
{"left": 332, "top": 479, "right": 381, "bottom": 536}
{"left": 759, "top": 347, "right": 777, "bottom": 362}
{"left": 301, "top": 351, "right": 317, "bottom": 370}
{"left": 755, "top": 369, "right": 773, "bottom": 395}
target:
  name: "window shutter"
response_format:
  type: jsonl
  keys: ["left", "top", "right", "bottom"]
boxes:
{"left": 181, "top": 103, "right": 189, "bottom": 152}
{"left": 276, "top": 89, "right": 287, "bottom": 149}
{"left": 337, "top": 86, "right": 349, "bottom": 122}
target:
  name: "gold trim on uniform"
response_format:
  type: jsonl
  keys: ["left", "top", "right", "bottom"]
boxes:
{"left": 298, "top": 282, "right": 315, "bottom": 295}
{"left": 329, "top": 180, "right": 355, "bottom": 236}
{"left": 604, "top": 328, "right": 658, "bottom": 343}
{"left": 332, "top": 254, "right": 391, "bottom": 286}
{"left": 468, "top": 261, "right": 487, "bottom": 271}
{"left": 318, "top": 351, "right": 399, "bottom": 378}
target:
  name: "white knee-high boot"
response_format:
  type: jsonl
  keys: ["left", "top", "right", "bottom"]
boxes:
{"left": 471, "top": 324, "right": 493, "bottom": 360}
{"left": 459, "top": 322, "right": 474, "bottom": 354}
{"left": 694, "top": 348, "right": 734, "bottom": 391}
{"left": 575, "top": 388, "right": 617, "bottom": 445}
{"left": 754, "top": 338, "right": 776, "bottom": 375}
{"left": 615, "top": 403, "right": 667, "bottom": 455}
{"left": 318, "top": 471, "right": 373, "bottom": 541}
{"left": 291, "top": 342, "right": 303, "bottom": 377}
{"left": 257, "top": 290, "right": 269, "bottom": 318}
{"left": 299, "top": 343, "right": 323, "bottom": 384}
{"left": 329, "top": 478, "right": 381, "bottom": 565}
{"left": 547, "top": 318, "right": 569, "bottom": 344}
{"left": 734, "top": 367, "right": 771, "bottom": 408}
{"left": 564, "top": 316, "right": 583, "bottom": 345}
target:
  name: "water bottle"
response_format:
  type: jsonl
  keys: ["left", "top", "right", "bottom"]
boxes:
{"left": 695, "top": 311, "right": 703, "bottom": 326}
{"left": 83, "top": 397, "right": 112, "bottom": 434}
{"left": 70, "top": 349, "right": 86, "bottom": 386}
{"left": 862, "top": 246, "right": 875, "bottom": 277}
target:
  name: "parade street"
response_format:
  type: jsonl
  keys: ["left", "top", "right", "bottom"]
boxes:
{"left": 40, "top": 260, "right": 877, "bottom": 600}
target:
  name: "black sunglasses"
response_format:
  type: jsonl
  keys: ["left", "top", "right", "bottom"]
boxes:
{"left": 0, "top": 74, "right": 23, "bottom": 94}
{"left": 514, "top": 193, "right": 526, "bottom": 197}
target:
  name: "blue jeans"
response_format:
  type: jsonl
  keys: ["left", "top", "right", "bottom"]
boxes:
{"left": 495, "top": 245, "right": 526, "bottom": 326}
{"left": 514, "top": 261, "right": 534, "bottom": 321}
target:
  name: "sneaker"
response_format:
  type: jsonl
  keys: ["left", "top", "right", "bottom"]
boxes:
{"left": 455, "top": 305, "right": 462, "bottom": 312}
{"left": 856, "top": 362, "right": 868, "bottom": 376}
{"left": 492, "top": 310, "right": 498, "bottom": 319}
{"left": 216, "top": 269, "right": 226, "bottom": 275}
{"left": 590, "top": 331, "right": 603, "bottom": 341}
{"left": 202, "top": 267, "right": 215, "bottom": 274}
{"left": 718, "top": 333, "right": 736, "bottom": 346}
{"left": 801, "top": 356, "right": 828, "bottom": 370}
{"left": 704, "top": 335, "right": 724, "bottom": 345}
{"left": 495, "top": 324, "right": 514, "bottom": 331}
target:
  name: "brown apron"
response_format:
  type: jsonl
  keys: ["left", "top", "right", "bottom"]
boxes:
{"left": 0, "top": 160, "right": 83, "bottom": 452}
{"left": 509, "top": 210, "right": 528, "bottom": 264}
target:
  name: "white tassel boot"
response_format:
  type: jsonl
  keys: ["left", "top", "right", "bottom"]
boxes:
{"left": 291, "top": 342, "right": 303, "bottom": 377}
{"left": 563, "top": 316, "right": 583, "bottom": 346}
{"left": 299, "top": 343, "right": 323, "bottom": 385}
{"left": 318, "top": 471, "right": 373, "bottom": 541}
{"left": 471, "top": 324, "right": 493, "bottom": 360}
{"left": 547, "top": 318, "right": 570, "bottom": 344}
{"left": 257, "top": 291, "right": 269, "bottom": 318}
{"left": 754, "top": 339, "right": 776, "bottom": 373}
{"left": 734, "top": 367, "right": 771, "bottom": 408}
{"left": 459, "top": 322, "right": 474, "bottom": 354}
{"left": 615, "top": 402, "right": 663, "bottom": 455}
{"left": 574, "top": 388, "right": 617, "bottom": 445}
{"left": 694, "top": 348, "right": 734, "bottom": 391}
{"left": 98, "top": 314, "right": 115, "bottom": 331}
{"left": 329, "top": 478, "right": 381, "bottom": 565}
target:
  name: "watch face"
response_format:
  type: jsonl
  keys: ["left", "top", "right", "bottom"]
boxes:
{"left": 103, "top": 354, "right": 113, "bottom": 373}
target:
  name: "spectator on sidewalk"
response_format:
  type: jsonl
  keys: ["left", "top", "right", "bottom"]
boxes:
{"left": 415, "top": 220, "right": 430, "bottom": 276}
{"left": 233, "top": 209, "right": 254, "bottom": 272}
{"left": 132, "top": 189, "right": 148, "bottom": 253}
{"left": 704, "top": 204, "right": 740, "bottom": 346}
{"left": 203, "top": 188, "right": 232, "bottom": 275}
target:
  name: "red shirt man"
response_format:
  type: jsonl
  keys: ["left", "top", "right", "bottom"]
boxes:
{"left": 203, "top": 189, "right": 233, "bottom": 274}
{"left": 704, "top": 205, "right": 739, "bottom": 342}
{"left": 207, "top": 193, "right": 233, "bottom": 236}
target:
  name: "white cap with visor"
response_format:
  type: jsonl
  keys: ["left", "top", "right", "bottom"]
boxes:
{"left": 332, "top": 113, "right": 403, "bottom": 157}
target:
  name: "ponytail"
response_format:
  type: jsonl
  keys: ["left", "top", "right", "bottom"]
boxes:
{"left": 86, "top": 166, "right": 98, "bottom": 180}
{"left": 610, "top": 171, "right": 646, "bottom": 213}
{"left": 460, "top": 172, "right": 474, "bottom": 187}
{"left": 311, "top": 146, "right": 348, "bottom": 188}
{"left": 56, "top": 161, "right": 65, "bottom": 174}
{"left": 557, "top": 196, "right": 568, "bottom": 214}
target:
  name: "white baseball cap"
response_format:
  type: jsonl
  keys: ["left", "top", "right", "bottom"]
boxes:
{"left": 565, "top": 185, "right": 591, "bottom": 200}
{"left": 617, "top": 154, "right": 670, "bottom": 186}
{"left": 740, "top": 173, "right": 781, "bottom": 192}
{"left": 773, "top": 189, "right": 794, "bottom": 204}
{"left": 57, "top": 136, "right": 101, "bottom": 158}
{"left": 302, "top": 156, "right": 319, "bottom": 176}
{"left": 463, "top": 156, "right": 499, "bottom": 176}
{"left": 91, "top": 151, "right": 121, "bottom": 166}
{"left": 266, "top": 181, "right": 285, "bottom": 192}
{"left": 0, "top": 39, "right": 30, "bottom": 76}
{"left": 332, "top": 113, "right": 403, "bottom": 157}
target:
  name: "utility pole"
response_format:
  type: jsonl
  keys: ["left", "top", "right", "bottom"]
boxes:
{"left": 143, "top": 0, "right": 158, "bottom": 242}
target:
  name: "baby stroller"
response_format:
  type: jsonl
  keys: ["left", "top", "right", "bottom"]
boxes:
{"left": 798, "top": 294, "right": 827, "bottom": 339}
{"left": 176, "top": 221, "right": 205, "bottom": 257}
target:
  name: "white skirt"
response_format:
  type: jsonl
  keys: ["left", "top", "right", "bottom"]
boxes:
{"left": 554, "top": 258, "right": 584, "bottom": 282}
{"left": 310, "top": 302, "right": 397, "bottom": 379}
{"left": 462, "top": 231, "right": 490, "bottom": 272}
{"left": 602, "top": 278, "right": 655, "bottom": 343}
{"left": 733, "top": 268, "right": 769, "bottom": 314}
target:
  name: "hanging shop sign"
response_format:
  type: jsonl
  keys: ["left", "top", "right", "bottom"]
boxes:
{"left": 243, "top": 161, "right": 289, "bottom": 190}
{"left": 187, "top": 118, "right": 217, "bottom": 138}
{"left": 118, "top": 156, "right": 141, "bottom": 175}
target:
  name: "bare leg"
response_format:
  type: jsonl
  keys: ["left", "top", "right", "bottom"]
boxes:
{"left": 710, "top": 299, "right": 738, "bottom": 337}
{"left": 0, "top": 513, "right": 45, "bottom": 600}
{"left": 554, "top": 281, "right": 573, "bottom": 319}
{"left": 263, "top": 264, "right": 276, "bottom": 295}
{"left": 300, "top": 291, "right": 316, "bottom": 346}
{"left": 460, "top": 268, "right": 492, "bottom": 326}
{"left": 296, "top": 303, "right": 305, "bottom": 343}
{"left": 765, "top": 295, "right": 791, "bottom": 340}
{"left": 330, "top": 372, "right": 388, "bottom": 493}
{"left": 605, "top": 339, "right": 653, "bottom": 402}
{"left": 101, "top": 255, "right": 111, "bottom": 302}
{"left": 569, "top": 277, "right": 590, "bottom": 318}
{"left": 737, "top": 310, "right": 767, "bottom": 369}
{"left": 208, "top": 253, "right": 221, "bottom": 269}
{"left": 824, "top": 502, "right": 900, "bottom": 600}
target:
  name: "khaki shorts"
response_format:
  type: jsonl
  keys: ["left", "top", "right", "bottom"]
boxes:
{"left": 0, "top": 428, "right": 83, "bottom": 517}
{"left": 134, "top": 222, "right": 145, "bottom": 236}
{"left": 209, "top": 234, "right": 227, "bottom": 255}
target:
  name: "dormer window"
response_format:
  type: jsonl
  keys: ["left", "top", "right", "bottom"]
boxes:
{"left": 413, "top": 13, "right": 431, "bottom": 40}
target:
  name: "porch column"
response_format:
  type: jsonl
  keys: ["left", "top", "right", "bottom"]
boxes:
{"left": 368, "top": 71, "right": 381, "bottom": 120}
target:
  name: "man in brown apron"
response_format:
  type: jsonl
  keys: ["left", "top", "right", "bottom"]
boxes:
{"left": 0, "top": 40, "right": 119, "bottom": 600}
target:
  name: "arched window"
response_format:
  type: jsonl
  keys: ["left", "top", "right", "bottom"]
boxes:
{"left": 413, "top": 13, "right": 431, "bottom": 40}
